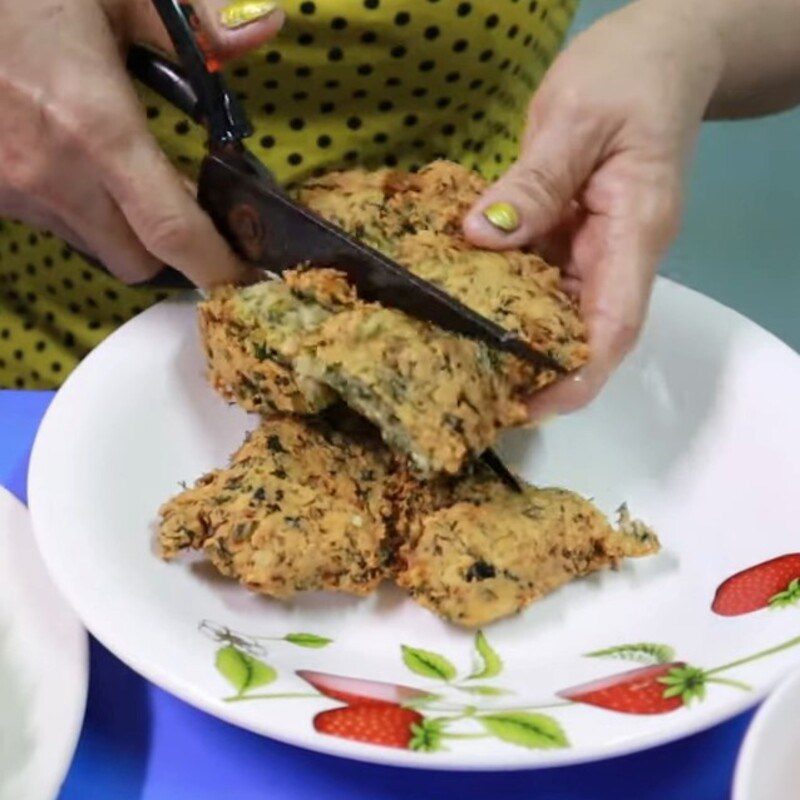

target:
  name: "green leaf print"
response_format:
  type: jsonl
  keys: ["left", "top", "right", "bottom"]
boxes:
{"left": 585, "top": 642, "right": 676, "bottom": 665}
{"left": 401, "top": 645, "right": 457, "bottom": 681}
{"left": 215, "top": 645, "right": 277, "bottom": 695}
{"left": 468, "top": 631, "right": 503, "bottom": 680}
{"left": 284, "top": 633, "right": 333, "bottom": 648}
{"left": 456, "top": 685, "right": 512, "bottom": 697}
{"left": 480, "top": 712, "right": 569, "bottom": 750}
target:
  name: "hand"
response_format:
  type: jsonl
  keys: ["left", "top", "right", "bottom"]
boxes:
{"left": 463, "top": 0, "right": 723, "bottom": 420}
{"left": 0, "top": 0, "right": 283, "bottom": 287}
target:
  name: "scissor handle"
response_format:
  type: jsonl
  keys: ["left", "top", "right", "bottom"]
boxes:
{"left": 148, "top": 0, "right": 252, "bottom": 145}
{"left": 127, "top": 45, "right": 202, "bottom": 123}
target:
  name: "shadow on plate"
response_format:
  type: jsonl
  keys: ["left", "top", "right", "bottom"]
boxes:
{"left": 498, "top": 304, "right": 733, "bottom": 493}
{"left": 215, "top": 584, "right": 401, "bottom": 618}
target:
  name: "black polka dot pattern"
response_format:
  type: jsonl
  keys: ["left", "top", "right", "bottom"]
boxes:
{"left": 0, "top": 0, "right": 577, "bottom": 388}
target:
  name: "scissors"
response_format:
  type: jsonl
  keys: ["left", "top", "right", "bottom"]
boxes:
{"left": 126, "top": 0, "right": 529, "bottom": 490}
{"left": 127, "top": 0, "right": 564, "bottom": 373}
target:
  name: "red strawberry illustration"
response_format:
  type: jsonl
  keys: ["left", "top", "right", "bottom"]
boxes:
{"left": 712, "top": 553, "right": 800, "bottom": 616}
{"left": 313, "top": 704, "right": 426, "bottom": 749}
{"left": 297, "top": 670, "right": 431, "bottom": 707}
{"left": 561, "top": 634, "right": 800, "bottom": 715}
{"left": 558, "top": 662, "right": 705, "bottom": 714}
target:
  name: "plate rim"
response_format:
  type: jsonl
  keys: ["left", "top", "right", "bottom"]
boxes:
{"left": 0, "top": 485, "right": 89, "bottom": 797}
{"left": 26, "top": 276, "right": 800, "bottom": 771}
{"left": 732, "top": 666, "right": 800, "bottom": 799}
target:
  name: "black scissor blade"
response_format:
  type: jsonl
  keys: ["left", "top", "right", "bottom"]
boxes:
{"left": 480, "top": 449, "right": 523, "bottom": 493}
{"left": 198, "top": 153, "right": 564, "bottom": 371}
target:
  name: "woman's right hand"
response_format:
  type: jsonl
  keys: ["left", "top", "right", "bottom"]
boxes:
{"left": 0, "top": 0, "right": 283, "bottom": 287}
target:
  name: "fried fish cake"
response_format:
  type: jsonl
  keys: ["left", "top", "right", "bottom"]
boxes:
{"left": 158, "top": 415, "right": 400, "bottom": 598}
{"left": 200, "top": 161, "right": 588, "bottom": 474}
{"left": 158, "top": 417, "right": 661, "bottom": 624}
{"left": 298, "top": 161, "right": 588, "bottom": 374}
{"left": 199, "top": 279, "right": 337, "bottom": 415}
{"left": 202, "top": 268, "right": 530, "bottom": 475}
{"left": 295, "top": 305, "right": 528, "bottom": 475}
{"left": 395, "top": 469, "right": 660, "bottom": 627}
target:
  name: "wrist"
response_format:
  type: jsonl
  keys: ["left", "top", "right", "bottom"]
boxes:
{"left": 633, "top": 0, "right": 725, "bottom": 122}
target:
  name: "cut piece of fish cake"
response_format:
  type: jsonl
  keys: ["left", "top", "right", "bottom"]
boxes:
{"left": 202, "top": 268, "right": 531, "bottom": 475}
{"left": 199, "top": 278, "right": 338, "bottom": 415}
{"left": 298, "top": 160, "right": 588, "bottom": 375}
{"left": 157, "top": 414, "right": 398, "bottom": 598}
{"left": 395, "top": 469, "right": 660, "bottom": 627}
{"left": 295, "top": 303, "right": 528, "bottom": 475}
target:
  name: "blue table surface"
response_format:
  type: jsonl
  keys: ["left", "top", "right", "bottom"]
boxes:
{"left": 3, "top": 390, "right": 754, "bottom": 798}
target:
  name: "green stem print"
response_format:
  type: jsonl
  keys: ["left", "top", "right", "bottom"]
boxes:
{"left": 200, "top": 619, "right": 332, "bottom": 658}
{"left": 224, "top": 692, "right": 318, "bottom": 703}
{"left": 705, "top": 635, "right": 800, "bottom": 676}
{"left": 384, "top": 633, "right": 571, "bottom": 751}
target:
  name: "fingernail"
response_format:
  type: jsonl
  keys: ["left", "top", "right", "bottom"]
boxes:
{"left": 483, "top": 201, "right": 519, "bottom": 232}
{"left": 220, "top": 0, "right": 280, "bottom": 29}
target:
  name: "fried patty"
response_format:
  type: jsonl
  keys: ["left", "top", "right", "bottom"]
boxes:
{"left": 199, "top": 279, "right": 336, "bottom": 415}
{"left": 298, "top": 161, "right": 588, "bottom": 375}
{"left": 202, "top": 268, "right": 528, "bottom": 475}
{"left": 395, "top": 469, "right": 660, "bottom": 627}
{"left": 158, "top": 414, "right": 398, "bottom": 597}
{"left": 159, "top": 416, "right": 660, "bottom": 624}
{"left": 199, "top": 161, "right": 587, "bottom": 474}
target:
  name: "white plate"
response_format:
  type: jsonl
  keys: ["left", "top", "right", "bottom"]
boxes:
{"left": 28, "top": 278, "right": 800, "bottom": 770}
{"left": 0, "top": 486, "right": 88, "bottom": 799}
{"left": 733, "top": 667, "right": 800, "bottom": 799}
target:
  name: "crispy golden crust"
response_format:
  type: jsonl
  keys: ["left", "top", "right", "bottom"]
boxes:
{"left": 199, "top": 281, "right": 336, "bottom": 415}
{"left": 295, "top": 305, "right": 528, "bottom": 475}
{"left": 202, "top": 268, "right": 531, "bottom": 475}
{"left": 395, "top": 474, "right": 660, "bottom": 627}
{"left": 159, "top": 417, "right": 660, "bottom": 623}
{"left": 298, "top": 161, "right": 588, "bottom": 373}
{"left": 158, "top": 415, "right": 397, "bottom": 598}
{"left": 200, "top": 162, "right": 587, "bottom": 474}
{"left": 397, "top": 235, "right": 587, "bottom": 378}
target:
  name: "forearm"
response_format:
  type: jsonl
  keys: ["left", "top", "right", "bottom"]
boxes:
{"left": 652, "top": 0, "right": 800, "bottom": 118}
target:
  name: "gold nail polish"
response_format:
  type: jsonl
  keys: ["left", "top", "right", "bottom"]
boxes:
{"left": 220, "top": 0, "right": 279, "bottom": 29}
{"left": 483, "top": 201, "right": 519, "bottom": 233}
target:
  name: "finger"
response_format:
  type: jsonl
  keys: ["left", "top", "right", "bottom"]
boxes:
{"left": 124, "top": 0, "right": 285, "bottom": 62}
{"left": 22, "top": 134, "right": 165, "bottom": 283}
{"left": 463, "top": 97, "right": 606, "bottom": 251}
{"left": 103, "top": 130, "right": 258, "bottom": 288}
{"left": 525, "top": 321, "right": 629, "bottom": 423}
{"left": 212, "top": 1, "right": 286, "bottom": 59}
{"left": 57, "top": 184, "right": 163, "bottom": 284}
{"left": 60, "top": 33, "right": 258, "bottom": 289}
{"left": 527, "top": 170, "right": 680, "bottom": 421}
{"left": 531, "top": 201, "right": 585, "bottom": 271}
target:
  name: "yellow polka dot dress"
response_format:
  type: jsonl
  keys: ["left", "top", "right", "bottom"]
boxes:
{"left": 0, "top": 0, "right": 576, "bottom": 388}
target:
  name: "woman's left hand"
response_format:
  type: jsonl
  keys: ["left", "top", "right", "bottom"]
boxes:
{"left": 463, "top": 0, "right": 723, "bottom": 421}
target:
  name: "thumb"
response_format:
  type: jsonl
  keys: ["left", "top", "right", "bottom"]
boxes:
{"left": 463, "top": 105, "right": 603, "bottom": 251}
{"left": 125, "top": 1, "right": 285, "bottom": 63}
